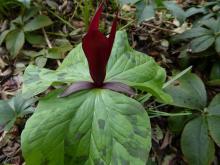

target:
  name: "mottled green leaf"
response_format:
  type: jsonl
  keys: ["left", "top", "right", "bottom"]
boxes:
{"left": 190, "top": 35, "right": 215, "bottom": 53}
{"left": 105, "top": 31, "right": 171, "bottom": 102}
{"left": 23, "top": 63, "right": 89, "bottom": 97}
{"left": 181, "top": 117, "right": 215, "bottom": 165}
{"left": 6, "top": 29, "right": 25, "bottom": 57}
{"left": 21, "top": 89, "right": 151, "bottom": 165}
{"left": 23, "top": 31, "right": 171, "bottom": 102}
{"left": 23, "top": 15, "right": 53, "bottom": 32}
{"left": 207, "top": 94, "right": 220, "bottom": 146}
{"left": 164, "top": 72, "right": 207, "bottom": 110}
{"left": 22, "top": 49, "right": 90, "bottom": 97}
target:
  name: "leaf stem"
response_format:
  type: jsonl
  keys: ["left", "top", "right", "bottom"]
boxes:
{"left": 163, "top": 66, "right": 192, "bottom": 88}
{"left": 42, "top": 28, "right": 52, "bottom": 48}
{"left": 148, "top": 109, "right": 192, "bottom": 118}
{"left": 142, "top": 22, "right": 177, "bottom": 33}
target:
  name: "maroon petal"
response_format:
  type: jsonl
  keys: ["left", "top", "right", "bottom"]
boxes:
{"left": 59, "top": 81, "right": 94, "bottom": 97}
{"left": 103, "top": 82, "right": 135, "bottom": 96}
{"left": 108, "top": 11, "right": 118, "bottom": 52}
{"left": 88, "top": 2, "right": 104, "bottom": 32}
{"left": 82, "top": 31, "right": 110, "bottom": 87}
{"left": 82, "top": 1, "right": 118, "bottom": 87}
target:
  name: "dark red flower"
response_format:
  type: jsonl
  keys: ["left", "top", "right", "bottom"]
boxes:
{"left": 60, "top": 1, "right": 135, "bottom": 97}
{"left": 82, "top": 1, "right": 117, "bottom": 87}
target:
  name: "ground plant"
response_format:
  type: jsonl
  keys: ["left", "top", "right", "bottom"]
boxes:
{"left": 0, "top": 0, "right": 220, "bottom": 165}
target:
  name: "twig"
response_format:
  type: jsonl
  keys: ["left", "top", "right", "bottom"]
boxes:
{"left": 42, "top": 28, "right": 52, "bottom": 48}
{"left": 41, "top": 24, "right": 62, "bottom": 66}
{"left": 142, "top": 22, "right": 176, "bottom": 33}
{"left": 103, "top": 13, "right": 133, "bottom": 22}
{"left": 119, "top": 19, "right": 135, "bottom": 30}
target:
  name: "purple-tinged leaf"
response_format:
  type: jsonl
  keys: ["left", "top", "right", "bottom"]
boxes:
{"left": 103, "top": 82, "right": 135, "bottom": 96}
{"left": 59, "top": 81, "right": 94, "bottom": 97}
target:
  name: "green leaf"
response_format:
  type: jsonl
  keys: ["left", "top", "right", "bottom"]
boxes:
{"left": 25, "top": 32, "right": 45, "bottom": 45}
{"left": 22, "top": 64, "right": 86, "bottom": 97}
{"left": 6, "top": 29, "right": 25, "bottom": 58}
{"left": 190, "top": 35, "right": 215, "bottom": 53}
{"left": 21, "top": 89, "right": 151, "bottom": 165}
{"left": 45, "top": 0, "right": 59, "bottom": 9}
{"left": 185, "top": 7, "right": 207, "bottom": 18}
{"left": 105, "top": 31, "right": 171, "bottom": 102}
{"left": 209, "top": 93, "right": 220, "bottom": 109}
{"left": 22, "top": 49, "right": 90, "bottom": 97}
{"left": 210, "top": 62, "right": 220, "bottom": 80}
{"left": 0, "top": 29, "right": 10, "bottom": 45}
{"left": 17, "top": 0, "right": 31, "bottom": 7}
{"left": 135, "top": 3, "right": 155, "bottom": 23}
{"left": 215, "top": 36, "right": 220, "bottom": 53}
{"left": 23, "top": 31, "right": 171, "bottom": 102}
{"left": 168, "top": 113, "right": 192, "bottom": 135}
{"left": 207, "top": 94, "right": 220, "bottom": 146}
{"left": 163, "top": 1, "right": 186, "bottom": 24}
{"left": 35, "top": 56, "right": 47, "bottom": 68}
{"left": 210, "top": 78, "right": 220, "bottom": 87}
{"left": 204, "top": 1, "right": 219, "bottom": 7}
{"left": 0, "top": 93, "right": 35, "bottom": 130}
{"left": 200, "top": 17, "right": 220, "bottom": 33}
{"left": 181, "top": 117, "right": 215, "bottom": 165}
{"left": 46, "top": 48, "right": 64, "bottom": 59}
{"left": 23, "top": 7, "right": 39, "bottom": 22}
{"left": 207, "top": 79, "right": 220, "bottom": 86}
{"left": 23, "top": 15, "right": 53, "bottom": 32}
{"left": 46, "top": 44, "right": 72, "bottom": 59}
{"left": 118, "top": 0, "right": 140, "bottom": 5}
{"left": 173, "top": 27, "right": 213, "bottom": 41}
{"left": 0, "top": 100, "right": 15, "bottom": 129}
{"left": 164, "top": 72, "right": 207, "bottom": 110}
{"left": 163, "top": 66, "right": 192, "bottom": 88}
{"left": 155, "top": 0, "right": 163, "bottom": 7}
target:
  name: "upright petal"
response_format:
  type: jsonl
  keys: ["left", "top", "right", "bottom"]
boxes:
{"left": 82, "top": 1, "right": 118, "bottom": 87}
{"left": 108, "top": 11, "right": 118, "bottom": 50}
{"left": 82, "top": 31, "right": 109, "bottom": 87}
{"left": 88, "top": 2, "right": 104, "bottom": 32}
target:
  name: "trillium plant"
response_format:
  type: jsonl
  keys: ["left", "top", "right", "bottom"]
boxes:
{"left": 21, "top": 1, "right": 171, "bottom": 165}
{"left": 60, "top": 1, "right": 134, "bottom": 97}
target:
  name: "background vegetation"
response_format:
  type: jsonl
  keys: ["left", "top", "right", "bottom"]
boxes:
{"left": 1, "top": 0, "right": 220, "bottom": 164}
